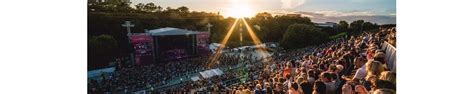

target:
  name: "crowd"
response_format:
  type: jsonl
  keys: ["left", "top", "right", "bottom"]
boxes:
{"left": 186, "top": 27, "right": 397, "bottom": 94}
{"left": 88, "top": 52, "right": 257, "bottom": 93}
{"left": 88, "top": 26, "right": 396, "bottom": 94}
{"left": 218, "top": 27, "right": 396, "bottom": 94}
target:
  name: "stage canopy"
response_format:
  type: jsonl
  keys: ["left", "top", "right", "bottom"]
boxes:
{"left": 148, "top": 27, "right": 199, "bottom": 36}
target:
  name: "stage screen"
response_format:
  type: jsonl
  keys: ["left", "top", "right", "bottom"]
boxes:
{"left": 155, "top": 35, "right": 196, "bottom": 61}
{"left": 197, "top": 32, "right": 210, "bottom": 55}
{"left": 131, "top": 34, "right": 154, "bottom": 65}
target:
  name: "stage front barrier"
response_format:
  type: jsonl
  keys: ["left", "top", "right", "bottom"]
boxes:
{"left": 382, "top": 41, "right": 396, "bottom": 72}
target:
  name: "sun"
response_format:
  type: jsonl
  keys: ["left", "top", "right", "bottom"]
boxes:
{"left": 224, "top": 4, "right": 256, "bottom": 18}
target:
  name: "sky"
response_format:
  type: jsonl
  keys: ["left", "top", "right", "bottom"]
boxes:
{"left": 131, "top": 0, "right": 396, "bottom": 24}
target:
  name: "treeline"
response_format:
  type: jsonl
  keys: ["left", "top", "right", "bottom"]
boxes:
{"left": 88, "top": 1, "right": 381, "bottom": 69}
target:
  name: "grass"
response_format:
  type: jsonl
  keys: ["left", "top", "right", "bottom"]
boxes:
{"left": 329, "top": 32, "right": 348, "bottom": 39}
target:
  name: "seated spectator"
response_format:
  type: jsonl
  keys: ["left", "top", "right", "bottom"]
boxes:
{"left": 341, "top": 82, "right": 354, "bottom": 94}
{"left": 373, "top": 88, "right": 396, "bottom": 94}
{"left": 371, "top": 79, "right": 396, "bottom": 92}
{"left": 354, "top": 84, "right": 369, "bottom": 94}
{"left": 379, "top": 71, "right": 396, "bottom": 85}
{"left": 365, "top": 60, "right": 385, "bottom": 81}
{"left": 352, "top": 57, "right": 368, "bottom": 80}
{"left": 373, "top": 52, "right": 390, "bottom": 71}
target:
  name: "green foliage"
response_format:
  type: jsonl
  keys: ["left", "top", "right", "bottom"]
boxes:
{"left": 348, "top": 20, "right": 379, "bottom": 35}
{"left": 337, "top": 20, "right": 349, "bottom": 32}
{"left": 248, "top": 14, "right": 314, "bottom": 42}
{"left": 143, "top": 3, "right": 158, "bottom": 12}
{"left": 88, "top": 35, "right": 118, "bottom": 70}
{"left": 88, "top": 1, "right": 133, "bottom": 13}
{"left": 329, "top": 32, "right": 348, "bottom": 39}
{"left": 280, "top": 24, "right": 329, "bottom": 49}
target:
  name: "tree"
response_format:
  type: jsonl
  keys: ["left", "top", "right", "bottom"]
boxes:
{"left": 135, "top": 3, "right": 145, "bottom": 12}
{"left": 248, "top": 13, "right": 313, "bottom": 42}
{"left": 280, "top": 24, "right": 329, "bottom": 49}
{"left": 88, "top": 35, "right": 119, "bottom": 70}
{"left": 362, "top": 22, "right": 379, "bottom": 32}
{"left": 337, "top": 20, "right": 349, "bottom": 32}
{"left": 157, "top": 6, "right": 163, "bottom": 12}
{"left": 144, "top": 3, "right": 158, "bottom": 12}
{"left": 177, "top": 6, "right": 189, "bottom": 13}
{"left": 349, "top": 20, "right": 365, "bottom": 35}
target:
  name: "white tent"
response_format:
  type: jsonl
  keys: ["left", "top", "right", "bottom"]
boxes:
{"left": 191, "top": 76, "right": 201, "bottom": 81}
{"left": 199, "top": 68, "right": 224, "bottom": 79}
{"left": 209, "top": 43, "right": 221, "bottom": 53}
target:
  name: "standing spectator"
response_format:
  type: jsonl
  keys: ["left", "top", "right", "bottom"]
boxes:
{"left": 313, "top": 81, "right": 326, "bottom": 94}
{"left": 288, "top": 82, "right": 301, "bottom": 94}
{"left": 254, "top": 84, "right": 265, "bottom": 94}
{"left": 320, "top": 72, "right": 336, "bottom": 94}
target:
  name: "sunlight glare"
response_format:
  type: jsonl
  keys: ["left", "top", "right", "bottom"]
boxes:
{"left": 224, "top": 4, "right": 256, "bottom": 18}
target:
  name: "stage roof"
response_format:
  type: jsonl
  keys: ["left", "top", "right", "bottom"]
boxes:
{"left": 148, "top": 27, "right": 199, "bottom": 36}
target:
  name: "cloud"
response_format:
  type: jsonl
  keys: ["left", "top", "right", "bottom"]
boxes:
{"left": 294, "top": 11, "right": 396, "bottom": 24}
{"left": 313, "top": 10, "right": 376, "bottom": 17}
{"left": 266, "top": 10, "right": 395, "bottom": 24}
{"left": 280, "top": 0, "right": 306, "bottom": 9}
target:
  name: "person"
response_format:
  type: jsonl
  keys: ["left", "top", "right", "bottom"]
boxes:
{"left": 265, "top": 85, "right": 272, "bottom": 94}
{"left": 354, "top": 84, "right": 369, "bottom": 94}
{"left": 313, "top": 81, "right": 326, "bottom": 94}
{"left": 307, "top": 69, "right": 316, "bottom": 83}
{"left": 327, "top": 64, "right": 337, "bottom": 73}
{"left": 320, "top": 72, "right": 336, "bottom": 94}
{"left": 299, "top": 77, "right": 313, "bottom": 94}
{"left": 254, "top": 84, "right": 265, "bottom": 94}
{"left": 288, "top": 82, "right": 301, "bottom": 94}
{"left": 365, "top": 60, "right": 385, "bottom": 81}
{"left": 273, "top": 83, "right": 284, "bottom": 94}
{"left": 341, "top": 83, "right": 354, "bottom": 94}
{"left": 373, "top": 52, "right": 389, "bottom": 70}
{"left": 242, "top": 85, "right": 251, "bottom": 94}
{"left": 373, "top": 88, "right": 396, "bottom": 94}
{"left": 352, "top": 57, "right": 367, "bottom": 80}
{"left": 379, "top": 71, "right": 396, "bottom": 85}
{"left": 371, "top": 79, "right": 396, "bottom": 91}
{"left": 335, "top": 65, "right": 344, "bottom": 75}
{"left": 334, "top": 64, "right": 345, "bottom": 94}
{"left": 235, "top": 85, "right": 243, "bottom": 94}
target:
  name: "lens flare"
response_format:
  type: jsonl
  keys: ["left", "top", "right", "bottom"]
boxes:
{"left": 242, "top": 19, "right": 272, "bottom": 60}
{"left": 208, "top": 19, "right": 240, "bottom": 67}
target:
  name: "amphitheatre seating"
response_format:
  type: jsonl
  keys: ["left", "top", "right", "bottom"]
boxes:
{"left": 382, "top": 41, "right": 396, "bottom": 72}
